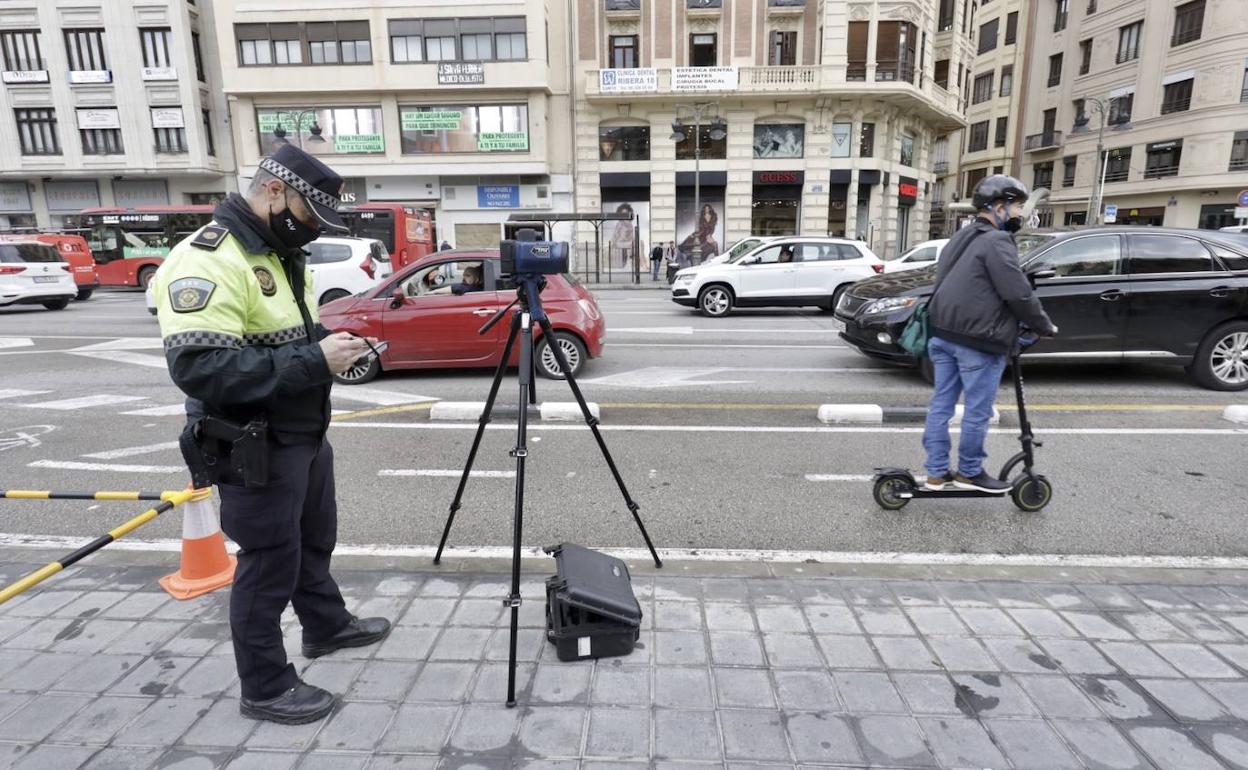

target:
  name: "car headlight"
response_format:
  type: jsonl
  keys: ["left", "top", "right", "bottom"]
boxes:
{"left": 673, "top": 272, "right": 696, "bottom": 284}
{"left": 861, "top": 296, "right": 919, "bottom": 316}
{"left": 577, "top": 298, "right": 601, "bottom": 321}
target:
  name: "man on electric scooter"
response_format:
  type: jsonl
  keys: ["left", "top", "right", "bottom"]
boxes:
{"left": 922, "top": 175, "right": 1058, "bottom": 494}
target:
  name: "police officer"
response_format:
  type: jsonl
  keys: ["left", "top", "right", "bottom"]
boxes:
{"left": 155, "top": 144, "right": 390, "bottom": 725}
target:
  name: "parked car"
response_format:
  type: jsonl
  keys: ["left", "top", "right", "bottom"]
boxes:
{"left": 883, "top": 239, "right": 949, "bottom": 273}
{"left": 836, "top": 227, "right": 1248, "bottom": 390}
{"left": 318, "top": 249, "right": 605, "bottom": 383}
{"left": 0, "top": 240, "right": 77, "bottom": 310}
{"left": 306, "top": 236, "right": 391, "bottom": 306}
{"left": 1220, "top": 225, "right": 1248, "bottom": 234}
{"left": 0, "top": 233, "right": 98, "bottom": 300}
{"left": 671, "top": 237, "right": 884, "bottom": 317}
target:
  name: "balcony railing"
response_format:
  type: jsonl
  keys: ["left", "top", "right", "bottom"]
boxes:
{"left": 1086, "top": 0, "right": 1097, "bottom": 12}
{"left": 1047, "top": 75, "right": 1061, "bottom": 87}
{"left": 1024, "top": 130, "right": 1063, "bottom": 151}
{"left": 933, "top": 160, "right": 949, "bottom": 174}
{"left": 768, "top": 0, "right": 806, "bottom": 7}
{"left": 1144, "top": 163, "right": 1180, "bottom": 179}
{"left": 688, "top": 0, "right": 721, "bottom": 7}
{"left": 1054, "top": 12, "right": 1068, "bottom": 32}
{"left": 1230, "top": 158, "right": 1248, "bottom": 172}
{"left": 1104, "top": 168, "right": 1129, "bottom": 183}
{"left": 1171, "top": 28, "right": 1201, "bottom": 46}
{"left": 1241, "top": 87, "right": 1248, "bottom": 103}
{"left": 846, "top": 65, "right": 867, "bottom": 82}
{"left": 744, "top": 65, "right": 817, "bottom": 88}
{"left": 1160, "top": 97, "right": 1191, "bottom": 114}
{"left": 1115, "top": 48, "right": 1138, "bottom": 64}
{"left": 875, "top": 61, "right": 915, "bottom": 84}
{"left": 605, "top": 0, "right": 640, "bottom": 10}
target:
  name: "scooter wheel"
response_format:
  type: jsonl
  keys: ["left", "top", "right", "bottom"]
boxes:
{"left": 1010, "top": 476, "right": 1052, "bottom": 512}
{"left": 873, "top": 475, "right": 913, "bottom": 511}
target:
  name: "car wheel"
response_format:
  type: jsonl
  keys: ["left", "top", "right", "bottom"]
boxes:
{"left": 536, "top": 332, "right": 587, "bottom": 379}
{"left": 1192, "top": 321, "right": 1248, "bottom": 391}
{"left": 75, "top": 288, "right": 93, "bottom": 301}
{"left": 698, "top": 285, "right": 733, "bottom": 317}
{"left": 137, "top": 266, "right": 157, "bottom": 289}
{"left": 42, "top": 298, "right": 70, "bottom": 311}
{"left": 319, "top": 288, "right": 351, "bottom": 306}
{"left": 333, "top": 354, "right": 380, "bottom": 385}
{"left": 824, "top": 285, "right": 848, "bottom": 313}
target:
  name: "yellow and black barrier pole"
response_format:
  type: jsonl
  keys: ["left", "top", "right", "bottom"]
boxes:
{"left": 0, "top": 490, "right": 181, "bottom": 502}
{"left": 0, "top": 488, "right": 196, "bottom": 605}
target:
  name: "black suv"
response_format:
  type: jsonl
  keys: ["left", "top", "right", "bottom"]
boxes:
{"left": 837, "top": 228, "right": 1248, "bottom": 390}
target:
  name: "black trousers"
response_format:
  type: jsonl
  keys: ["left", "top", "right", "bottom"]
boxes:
{"left": 217, "top": 436, "right": 352, "bottom": 701}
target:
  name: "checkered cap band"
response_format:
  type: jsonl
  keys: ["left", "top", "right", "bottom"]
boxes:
{"left": 244, "top": 326, "right": 308, "bottom": 346}
{"left": 259, "top": 157, "right": 340, "bottom": 211}
{"left": 164, "top": 331, "right": 243, "bottom": 351}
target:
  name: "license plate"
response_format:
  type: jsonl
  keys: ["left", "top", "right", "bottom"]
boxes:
{"left": 33, "top": 276, "right": 60, "bottom": 284}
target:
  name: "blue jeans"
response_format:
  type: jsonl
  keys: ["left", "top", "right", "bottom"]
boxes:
{"left": 650, "top": 259, "right": 661, "bottom": 280}
{"left": 923, "top": 336, "right": 1007, "bottom": 478}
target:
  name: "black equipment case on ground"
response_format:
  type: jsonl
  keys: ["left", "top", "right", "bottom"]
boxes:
{"left": 544, "top": 543, "right": 643, "bottom": 662}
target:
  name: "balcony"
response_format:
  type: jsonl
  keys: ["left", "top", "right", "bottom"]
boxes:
{"left": 933, "top": 160, "right": 949, "bottom": 174}
{"left": 1230, "top": 158, "right": 1248, "bottom": 172}
{"left": 1144, "top": 163, "right": 1180, "bottom": 179}
{"left": 1104, "top": 168, "right": 1129, "bottom": 183}
{"left": 1160, "top": 97, "right": 1191, "bottom": 115}
{"left": 1115, "top": 48, "right": 1138, "bottom": 64}
{"left": 846, "top": 65, "right": 867, "bottom": 82}
{"left": 1171, "top": 28, "right": 1201, "bottom": 46}
{"left": 1024, "top": 131, "right": 1063, "bottom": 152}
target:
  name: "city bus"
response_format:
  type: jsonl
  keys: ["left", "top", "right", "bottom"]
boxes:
{"left": 340, "top": 203, "right": 434, "bottom": 271}
{"left": 69, "top": 206, "right": 214, "bottom": 287}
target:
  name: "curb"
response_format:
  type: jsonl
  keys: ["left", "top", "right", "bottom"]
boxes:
{"left": 817, "top": 403, "right": 1001, "bottom": 425}
{"left": 1223, "top": 405, "right": 1248, "bottom": 424}
{"left": 428, "top": 401, "right": 601, "bottom": 422}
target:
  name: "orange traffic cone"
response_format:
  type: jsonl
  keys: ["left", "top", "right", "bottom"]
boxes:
{"left": 159, "top": 486, "right": 236, "bottom": 600}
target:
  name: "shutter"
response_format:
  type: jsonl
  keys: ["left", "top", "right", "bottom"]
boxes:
{"left": 390, "top": 19, "right": 422, "bottom": 36}
{"left": 847, "top": 21, "right": 868, "bottom": 65}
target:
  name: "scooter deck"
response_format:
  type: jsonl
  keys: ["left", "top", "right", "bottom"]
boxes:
{"left": 902, "top": 488, "right": 1010, "bottom": 499}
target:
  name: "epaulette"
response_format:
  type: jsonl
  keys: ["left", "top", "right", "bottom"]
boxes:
{"left": 190, "top": 225, "right": 229, "bottom": 251}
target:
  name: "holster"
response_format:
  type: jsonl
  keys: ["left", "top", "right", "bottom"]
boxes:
{"left": 180, "top": 415, "right": 270, "bottom": 488}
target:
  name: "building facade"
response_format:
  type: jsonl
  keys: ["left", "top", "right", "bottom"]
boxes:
{"left": 572, "top": 0, "right": 971, "bottom": 261}
{"left": 212, "top": 0, "right": 574, "bottom": 250}
{"left": 0, "top": 0, "right": 233, "bottom": 230}
{"left": 1018, "top": 0, "right": 1248, "bottom": 229}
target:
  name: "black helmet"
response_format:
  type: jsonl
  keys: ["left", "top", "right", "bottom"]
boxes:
{"left": 972, "top": 175, "right": 1029, "bottom": 210}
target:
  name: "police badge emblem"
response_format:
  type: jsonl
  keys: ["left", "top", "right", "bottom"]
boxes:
{"left": 168, "top": 277, "right": 217, "bottom": 313}
{"left": 253, "top": 266, "right": 278, "bottom": 296}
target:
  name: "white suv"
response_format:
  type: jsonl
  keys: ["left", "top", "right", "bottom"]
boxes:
{"left": 0, "top": 240, "right": 77, "bottom": 311}
{"left": 306, "top": 236, "right": 391, "bottom": 306}
{"left": 671, "top": 237, "right": 884, "bottom": 317}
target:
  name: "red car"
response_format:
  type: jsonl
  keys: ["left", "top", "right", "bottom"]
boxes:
{"left": 318, "top": 249, "right": 606, "bottom": 384}
{"left": 0, "top": 233, "right": 98, "bottom": 300}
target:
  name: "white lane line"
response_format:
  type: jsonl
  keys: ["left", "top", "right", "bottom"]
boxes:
{"left": 82, "top": 441, "right": 181, "bottom": 460}
{"left": 120, "top": 404, "right": 187, "bottom": 416}
{"left": 67, "top": 337, "right": 164, "bottom": 352}
{"left": 4, "top": 533, "right": 1248, "bottom": 571}
{"left": 70, "top": 351, "right": 168, "bottom": 370}
{"left": 378, "top": 469, "right": 516, "bottom": 478}
{"left": 5, "top": 334, "right": 160, "bottom": 341}
{"left": 611, "top": 327, "right": 840, "bottom": 335}
{"left": 332, "top": 422, "right": 1248, "bottom": 437}
{"left": 610, "top": 343, "right": 848, "bottom": 350}
{"left": 0, "top": 389, "right": 52, "bottom": 400}
{"left": 20, "top": 394, "right": 147, "bottom": 411}
{"left": 27, "top": 460, "right": 183, "bottom": 473}
{"left": 0, "top": 337, "right": 33, "bottom": 350}
{"left": 331, "top": 387, "right": 440, "bottom": 406}
{"left": 805, "top": 474, "right": 875, "bottom": 482}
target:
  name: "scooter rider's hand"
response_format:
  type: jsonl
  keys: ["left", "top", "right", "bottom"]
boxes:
{"left": 1043, "top": 324, "right": 1059, "bottom": 338}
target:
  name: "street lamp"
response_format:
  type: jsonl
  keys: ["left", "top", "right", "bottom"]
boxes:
{"left": 670, "top": 103, "right": 727, "bottom": 264}
{"left": 1081, "top": 96, "right": 1108, "bottom": 225}
{"left": 271, "top": 109, "right": 326, "bottom": 150}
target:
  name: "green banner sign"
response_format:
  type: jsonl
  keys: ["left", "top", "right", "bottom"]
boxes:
{"left": 477, "top": 132, "right": 528, "bottom": 152}
{"left": 333, "top": 134, "right": 384, "bottom": 154}
{"left": 401, "top": 110, "right": 463, "bottom": 131}
{"left": 122, "top": 246, "right": 171, "bottom": 259}
{"left": 257, "top": 111, "right": 300, "bottom": 135}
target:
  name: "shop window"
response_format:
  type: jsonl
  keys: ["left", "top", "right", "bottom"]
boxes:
{"left": 599, "top": 125, "right": 650, "bottom": 161}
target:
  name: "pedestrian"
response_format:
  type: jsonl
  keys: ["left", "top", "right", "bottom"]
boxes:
{"left": 649, "top": 242, "right": 663, "bottom": 280}
{"left": 439, "top": 239, "right": 451, "bottom": 251}
{"left": 922, "top": 175, "right": 1058, "bottom": 494}
{"left": 154, "top": 144, "right": 392, "bottom": 725}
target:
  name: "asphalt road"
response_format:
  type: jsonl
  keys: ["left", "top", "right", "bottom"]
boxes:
{"left": 1, "top": 287, "right": 1245, "bottom": 558}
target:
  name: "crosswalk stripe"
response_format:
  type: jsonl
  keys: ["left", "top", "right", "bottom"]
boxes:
{"left": 20, "top": 394, "right": 147, "bottom": 411}
{"left": 83, "top": 441, "right": 181, "bottom": 460}
{"left": 331, "top": 387, "right": 440, "bottom": 406}
{"left": 121, "top": 404, "right": 187, "bottom": 416}
{"left": 0, "top": 389, "right": 51, "bottom": 400}
{"left": 70, "top": 351, "right": 169, "bottom": 370}
{"left": 28, "top": 460, "right": 183, "bottom": 473}
{"left": 378, "top": 469, "right": 515, "bottom": 478}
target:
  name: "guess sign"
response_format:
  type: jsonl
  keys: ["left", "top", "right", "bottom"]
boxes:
{"left": 899, "top": 183, "right": 919, "bottom": 199}
{"left": 753, "top": 170, "right": 804, "bottom": 185}
{"left": 898, "top": 176, "right": 919, "bottom": 205}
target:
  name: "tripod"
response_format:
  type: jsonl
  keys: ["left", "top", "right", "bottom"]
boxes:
{"left": 434, "top": 277, "right": 662, "bottom": 707}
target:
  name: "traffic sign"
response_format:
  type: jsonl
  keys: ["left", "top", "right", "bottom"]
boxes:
{"left": 1235, "top": 206, "right": 1248, "bottom": 220}
{"left": 1104, "top": 204, "right": 1118, "bottom": 223}
{"left": 1238, "top": 190, "right": 1248, "bottom": 207}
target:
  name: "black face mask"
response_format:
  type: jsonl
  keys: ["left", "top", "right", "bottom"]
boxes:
{"left": 269, "top": 191, "right": 320, "bottom": 249}
{"left": 1003, "top": 216, "right": 1024, "bottom": 233}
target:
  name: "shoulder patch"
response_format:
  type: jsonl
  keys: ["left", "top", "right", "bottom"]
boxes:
{"left": 253, "top": 266, "right": 278, "bottom": 297}
{"left": 169, "top": 277, "right": 217, "bottom": 313}
{"left": 190, "top": 225, "right": 228, "bottom": 251}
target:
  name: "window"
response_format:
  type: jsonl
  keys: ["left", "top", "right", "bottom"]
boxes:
{"left": 155, "top": 123, "right": 187, "bottom": 154}
{"left": 81, "top": 127, "right": 122, "bottom": 155}
{"left": 330, "top": 22, "right": 371, "bottom": 63}
{"left": 900, "top": 134, "right": 915, "bottom": 166}
{"left": 1063, "top": 155, "right": 1077, "bottom": 187}
{"left": 875, "top": 21, "right": 917, "bottom": 82}
{"left": 1, "top": 30, "right": 43, "bottom": 71}
{"left": 1029, "top": 235, "right": 1121, "bottom": 277}
{"left": 202, "top": 109, "right": 215, "bottom": 156}
{"left": 978, "top": 18, "right": 999, "bottom": 54}
{"left": 1087, "top": 0, "right": 1097, "bottom": 13}
{"left": 964, "top": 167, "right": 987, "bottom": 198}
{"left": 15, "top": 109, "right": 59, "bottom": 155}
{"left": 993, "top": 164, "right": 1004, "bottom": 174}
{"left": 1033, "top": 161, "right": 1054, "bottom": 190}
{"left": 1243, "top": 67, "right": 1248, "bottom": 103}
{"left": 939, "top": 0, "right": 955, "bottom": 30}
{"left": 1161, "top": 78, "right": 1193, "bottom": 114}
{"left": 64, "top": 29, "right": 107, "bottom": 71}
{"left": 1047, "top": 53, "right": 1062, "bottom": 87}
{"left": 690, "top": 34, "right": 717, "bottom": 67}
{"left": 1144, "top": 139, "right": 1182, "bottom": 179}
{"left": 390, "top": 20, "right": 422, "bottom": 62}
{"left": 460, "top": 20, "right": 493, "bottom": 60}
{"left": 999, "top": 65, "right": 1013, "bottom": 97}
{"left": 1005, "top": 12, "right": 1018, "bottom": 44}
{"left": 308, "top": 24, "right": 339, "bottom": 64}
{"left": 1108, "top": 93, "right": 1133, "bottom": 125}
{"left": 424, "top": 21, "right": 456, "bottom": 61}
{"left": 1043, "top": 108, "right": 1057, "bottom": 136}
{"left": 754, "top": 124, "right": 804, "bottom": 158}
{"left": 599, "top": 125, "right": 650, "bottom": 160}
{"left": 1103, "top": 147, "right": 1131, "bottom": 182}
{"left": 675, "top": 121, "right": 728, "bottom": 159}
{"left": 859, "top": 122, "right": 874, "bottom": 157}
{"left": 995, "top": 117, "right": 1008, "bottom": 148}
{"left": 610, "top": 35, "right": 637, "bottom": 68}
{"left": 934, "top": 59, "right": 949, "bottom": 89}
{"left": 1079, "top": 39, "right": 1091, "bottom": 75}
{"left": 236, "top": 23, "right": 301, "bottom": 65}
{"left": 398, "top": 104, "right": 526, "bottom": 155}
{"left": 1117, "top": 21, "right": 1141, "bottom": 63}
{"left": 140, "top": 28, "right": 173, "bottom": 68}
{"left": 1072, "top": 98, "right": 1087, "bottom": 130}
{"left": 847, "top": 22, "right": 868, "bottom": 81}
{"left": 1054, "top": 0, "right": 1068, "bottom": 32}
{"left": 495, "top": 20, "right": 527, "bottom": 60}
{"left": 972, "top": 72, "right": 994, "bottom": 104}
{"left": 191, "top": 32, "right": 205, "bottom": 81}
{"left": 967, "top": 121, "right": 989, "bottom": 153}
{"left": 1231, "top": 130, "right": 1248, "bottom": 172}
{"left": 770, "top": 31, "right": 796, "bottom": 66}
{"left": 1129, "top": 235, "right": 1213, "bottom": 274}
{"left": 305, "top": 242, "right": 354, "bottom": 264}
{"left": 1172, "top": 0, "right": 1203, "bottom": 46}
{"left": 259, "top": 106, "right": 386, "bottom": 154}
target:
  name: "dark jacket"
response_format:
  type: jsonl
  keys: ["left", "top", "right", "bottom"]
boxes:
{"left": 928, "top": 219, "right": 1055, "bottom": 354}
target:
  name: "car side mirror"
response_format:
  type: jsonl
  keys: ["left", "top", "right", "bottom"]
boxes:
{"left": 1029, "top": 269, "right": 1057, "bottom": 288}
{"left": 389, "top": 287, "right": 404, "bottom": 309}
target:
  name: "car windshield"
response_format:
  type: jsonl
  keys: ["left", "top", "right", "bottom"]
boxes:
{"left": 0, "top": 244, "right": 59, "bottom": 263}
{"left": 1015, "top": 233, "right": 1056, "bottom": 258}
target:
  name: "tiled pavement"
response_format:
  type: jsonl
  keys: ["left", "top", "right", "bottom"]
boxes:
{"left": 3, "top": 551, "right": 1248, "bottom": 768}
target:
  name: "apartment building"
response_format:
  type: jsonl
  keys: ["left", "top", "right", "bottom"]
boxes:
{"left": 213, "top": 0, "right": 573, "bottom": 249}
{"left": 572, "top": 0, "right": 972, "bottom": 259}
{"left": 0, "top": 1, "right": 233, "bottom": 230}
{"left": 1018, "top": 0, "right": 1248, "bottom": 229}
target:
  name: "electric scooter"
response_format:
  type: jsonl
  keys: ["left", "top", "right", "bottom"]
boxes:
{"left": 871, "top": 333, "right": 1052, "bottom": 513}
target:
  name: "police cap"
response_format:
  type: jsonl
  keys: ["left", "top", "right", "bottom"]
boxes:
{"left": 259, "top": 144, "right": 349, "bottom": 233}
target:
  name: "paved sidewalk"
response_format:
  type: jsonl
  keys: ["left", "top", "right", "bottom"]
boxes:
{"left": 2, "top": 550, "right": 1248, "bottom": 769}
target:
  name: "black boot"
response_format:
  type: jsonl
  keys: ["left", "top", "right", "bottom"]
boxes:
{"left": 240, "top": 681, "right": 336, "bottom": 725}
{"left": 302, "top": 616, "right": 392, "bottom": 659}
